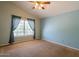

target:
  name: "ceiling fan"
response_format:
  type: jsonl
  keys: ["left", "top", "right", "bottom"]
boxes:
{"left": 30, "top": 1, "right": 51, "bottom": 10}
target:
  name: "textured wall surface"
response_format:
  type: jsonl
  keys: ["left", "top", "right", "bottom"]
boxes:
{"left": 41, "top": 10, "right": 79, "bottom": 49}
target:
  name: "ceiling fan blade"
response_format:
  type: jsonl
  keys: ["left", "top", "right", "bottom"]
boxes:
{"left": 29, "top": 1, "right": 50, "bottom": 4}
{"left": 41, "top": 2, "right": 50, "bottom": 4}
{"left": 29, "top": 1, "right": 37, "bottom": 4}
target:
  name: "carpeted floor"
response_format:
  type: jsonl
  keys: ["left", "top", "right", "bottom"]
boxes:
{"left": 0, "top": 40, "right": 79, "bottom": 57}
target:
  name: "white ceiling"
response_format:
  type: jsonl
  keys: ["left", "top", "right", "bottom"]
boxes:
{"left": 12, "top": 1, "right": 79, "bottom": 18}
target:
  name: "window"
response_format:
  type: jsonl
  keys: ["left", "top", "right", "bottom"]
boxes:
{"left": 13, "top": 20, "right": 34, "bottom": 37}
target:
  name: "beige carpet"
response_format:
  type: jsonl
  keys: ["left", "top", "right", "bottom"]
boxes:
{"left": 0, "top": 40, "right": 79, "bottom": 57}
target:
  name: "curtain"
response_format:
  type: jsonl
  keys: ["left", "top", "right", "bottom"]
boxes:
{"left": 9, "top": 15, "right": 21, "bottom": 43}
{"left": 27, "top": 18, "right": 35, "bottom": 39}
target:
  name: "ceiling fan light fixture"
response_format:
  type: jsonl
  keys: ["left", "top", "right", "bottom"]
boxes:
{"left": 30, "top": 1, "right": 50, "bottom": 10}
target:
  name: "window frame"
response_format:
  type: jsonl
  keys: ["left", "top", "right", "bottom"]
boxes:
{"left": 13, "top": 19, "right": 35, "bottom": 39}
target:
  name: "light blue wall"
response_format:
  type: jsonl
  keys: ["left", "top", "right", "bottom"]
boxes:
{"left": 41, "top": 10, "right": 79, "bottom": 49}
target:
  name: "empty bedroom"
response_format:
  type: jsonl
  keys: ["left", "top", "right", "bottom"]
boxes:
{"left": 0, "top": 1, "right": 79, "bottom": 57}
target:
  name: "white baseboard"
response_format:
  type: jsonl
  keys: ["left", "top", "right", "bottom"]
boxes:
{"left": 43, "top": 39, "right": 79, "bottom": 51}
{"left": 0, "top": 43, "right": 9, "bottom": 47}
